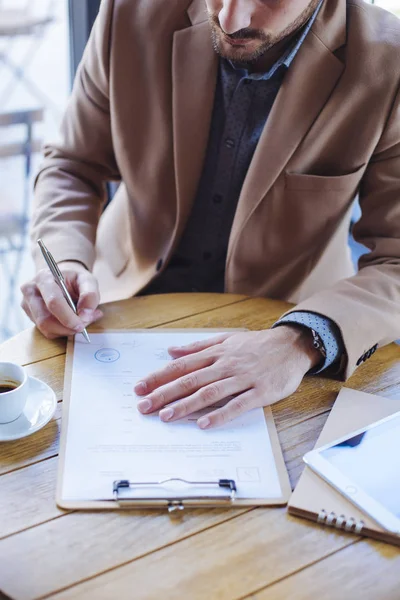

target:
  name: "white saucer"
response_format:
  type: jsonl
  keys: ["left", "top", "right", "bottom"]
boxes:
{"left": 0, "top": 376, "right": 57, "bottom": 442}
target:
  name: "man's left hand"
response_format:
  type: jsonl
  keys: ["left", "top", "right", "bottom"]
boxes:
{"left": 135, "top": 327, "right": 321, "bottom": 429}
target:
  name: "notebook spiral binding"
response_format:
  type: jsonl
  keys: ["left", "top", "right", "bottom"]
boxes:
{"left": 317, "top": 509, "right": 365, "bottom": 534}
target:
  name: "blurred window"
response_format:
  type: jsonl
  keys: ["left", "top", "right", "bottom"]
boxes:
{"left": 0, "top": 0, "right": 69, "bottom": 341}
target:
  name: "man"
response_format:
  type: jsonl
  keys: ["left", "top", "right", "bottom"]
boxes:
{"left": 22, "top": 0, "right": 400, "bottom": 428}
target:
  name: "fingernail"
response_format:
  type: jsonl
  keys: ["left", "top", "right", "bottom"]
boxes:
{"left": 93, "top": 310, "right": 103, "bottom": 320}
{"left": 79, "top": 308, "right": 94, "bottom": 324}
{"left": 160, "top": 407, "right": 174, "bottom": 422}
{"left": 74, "top": 324, "right": 84, "bottom": 332}
{"left": 138, "top": 399, "right": 152, "bottom": 413}
{"left": 135, "top": 381, "right": 147, "bottom": 394}
{"left": 198, "top": 417, "right": 211, "bottom": 430}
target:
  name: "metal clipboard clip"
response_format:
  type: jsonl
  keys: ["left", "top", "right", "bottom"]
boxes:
{"left": 113, "top": 478, "right": 237, "bottom": 512}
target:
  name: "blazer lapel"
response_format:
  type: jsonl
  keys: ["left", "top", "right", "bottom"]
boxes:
{"left": 172, "top": 7, "right": 218, "bottom": 239}
{"left": 227, "top": 0, "right": 346, "bottom": 265}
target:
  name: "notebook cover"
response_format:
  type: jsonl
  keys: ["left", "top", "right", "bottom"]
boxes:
{"left": 288, "top": 387, "right": 400, "bottom": 546}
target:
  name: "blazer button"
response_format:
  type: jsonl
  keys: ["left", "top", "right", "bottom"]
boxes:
{"left": 156, "top": 259, "right": 163, "bottom": 272}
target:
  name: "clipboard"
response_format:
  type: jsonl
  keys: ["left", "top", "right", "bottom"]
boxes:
{"left": 57, "top": 329, "right": 291, "bottom": 511}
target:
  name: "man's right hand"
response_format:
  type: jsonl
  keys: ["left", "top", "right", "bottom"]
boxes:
{"left": 21, "top": 261, "right": 103, "bottom": 339}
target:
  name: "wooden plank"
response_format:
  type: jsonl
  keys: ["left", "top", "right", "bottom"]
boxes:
{"left": 0, "top": 409, "right": 314, "bottom": 541}
{"left": 0, "top": 458, "right": 66, "bottom": 539}
{"left": 0, "top": 294, "right": 399, "bottom": 600}
{"left": 171, "top": 296, "right": 290, "bottom": 330}
{"left": 0, "top": 412, "right": 332, "bottom": 597}
{"left": 250, "top": 539, "right": 400, "bottom": 600}
{"left": 0, "top": 294, "right": 249, "bottom": 366}
{"left": 272, "top": 382, "right": 338, "bottom": 432}
{"left": 98, "top": 293, "right": 251, "bottom": 330}
{"left": 25, "top": 355, "right": 65, "bottom": 401}
{"left": 0, "top": 506, "right": 250, "bottom": 600}
{"left": 0, "top": 404, "right": 61, "bottom": 476}
{"left": 347, "top": 343, "right": 400, "bottom": 397}
{"left": 0, "top": 326, "right": 66, "bottom": 367}
{"left": 38, "top": 511, "right": 355, "bottom": 600}
{"left": 279, "top": 412, "right": 328, "bottom": 490}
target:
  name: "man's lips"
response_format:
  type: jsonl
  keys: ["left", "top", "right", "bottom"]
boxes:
{"left": 224, "top": 35, "right": 253, "bottom": 46}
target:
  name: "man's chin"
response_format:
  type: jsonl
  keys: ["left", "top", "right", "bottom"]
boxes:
{"left": 214, "top": 37, "right": 265, "bottom": 64}
{"left": 214, "top": 35, "right": 266, "bottom": 63}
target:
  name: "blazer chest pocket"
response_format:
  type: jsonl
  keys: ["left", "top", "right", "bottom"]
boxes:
{"left": 285, "top": 164, "right": 366, "bottom": 193}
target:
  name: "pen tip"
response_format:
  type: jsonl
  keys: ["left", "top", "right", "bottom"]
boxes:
{"left": 82, "top": 330, "right": 91, "bottom": 343}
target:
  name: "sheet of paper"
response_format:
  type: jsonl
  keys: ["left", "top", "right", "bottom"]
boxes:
{"left": 61, "top": 331, "right": 283, "bottom": 501}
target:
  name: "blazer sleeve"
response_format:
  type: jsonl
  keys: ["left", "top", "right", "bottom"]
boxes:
{"left": 281, "top": 81, "right": 400, "bottom": 380}
{"left": 31, "top": 0, "right": 119, "bottom": 272}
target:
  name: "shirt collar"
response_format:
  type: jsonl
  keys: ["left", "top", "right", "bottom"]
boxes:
{"left": 224, "top": 0, "right": 323, "bottom": 81}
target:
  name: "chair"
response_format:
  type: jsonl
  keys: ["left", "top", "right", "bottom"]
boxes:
{"left": 0, "top": 108, "right": 43, "bottom": 340}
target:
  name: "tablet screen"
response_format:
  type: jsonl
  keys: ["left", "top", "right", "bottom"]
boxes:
{"left": 320, "top": 413, "right": 400, "bottom": 518}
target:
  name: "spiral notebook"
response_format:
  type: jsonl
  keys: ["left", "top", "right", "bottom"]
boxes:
{"left": 289, "top": 387, "right": 400, "bottom": 546}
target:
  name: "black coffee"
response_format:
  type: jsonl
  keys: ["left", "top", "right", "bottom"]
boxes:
{"left": 0, "top": 382, "right": 19, "bottom": 394}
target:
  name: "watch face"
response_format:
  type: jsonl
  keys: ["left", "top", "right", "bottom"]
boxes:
{"left": 311, "top": 330, "right": 326, "bottom": 357}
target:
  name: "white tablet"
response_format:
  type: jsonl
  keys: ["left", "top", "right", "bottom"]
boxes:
{"left": 303, "top": 411, "right": 400, "bottom": 534}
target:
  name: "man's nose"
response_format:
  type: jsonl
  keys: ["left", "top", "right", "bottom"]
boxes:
{"left": 218, "top": 0, "right": 253, "bottom": 34}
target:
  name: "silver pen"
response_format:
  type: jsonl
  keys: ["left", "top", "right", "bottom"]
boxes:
{"left": 37, "top": 239, "right": 90, "bottom": 343}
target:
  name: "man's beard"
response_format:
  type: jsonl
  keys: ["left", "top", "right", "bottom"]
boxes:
{"left": 208, "top": 0, "right": 321, "bottom": 64}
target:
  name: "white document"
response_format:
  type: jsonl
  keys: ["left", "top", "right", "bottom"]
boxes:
{"left": 61, "top": 331, "right": 283, "bottom": 501}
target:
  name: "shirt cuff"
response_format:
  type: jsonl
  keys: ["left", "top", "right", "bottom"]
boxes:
{"left": 272, "top": 311, "right": 344, "bottom": 374}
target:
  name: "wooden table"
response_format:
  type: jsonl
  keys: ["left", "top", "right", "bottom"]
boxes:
{"left": 1, "top": 293, "right": 400, "bottom": 600}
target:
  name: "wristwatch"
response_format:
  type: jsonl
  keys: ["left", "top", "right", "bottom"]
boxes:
{"left": 310, "top": 328, "right": 327, "bottom": 359}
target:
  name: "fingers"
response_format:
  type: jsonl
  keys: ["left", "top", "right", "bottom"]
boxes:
{"left": 197, "top": 389, "right": 259, "bottom": 429}
{"left": 34, "top": 272, "right": 83, "bottom": 331}
{"left": 135, "top": 335, "right": 235, "bottom": 397}
{"left": 21, "top": 285, "right": 81, "bottom": 338}
{"left": 137, "top": 363, "right": 234, "bottom": 414}
{"left": 75, "top": 271, "right": 101, "bottom": 322}
{"left": 21, "top": 268, "right": 103, "bottom": 340}
{"left": 21, "top": 295, "right": 34, "bottom": 322}
{"left": 168, "top": 333, "right": 233, "bottom": 358}
{"left": 158, "top": 377, "right": 241, "bottom": 423}
{"left": 134, "top": 350, "right": 216, "bottom": 397}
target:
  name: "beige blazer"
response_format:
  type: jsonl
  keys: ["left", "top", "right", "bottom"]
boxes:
{"left": 31, "top": 0, "right": 400, "bottom": 379}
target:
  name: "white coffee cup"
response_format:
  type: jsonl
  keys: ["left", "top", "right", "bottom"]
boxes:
{"left": 0, "top": 362, "right": 29, "bottom": 424}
